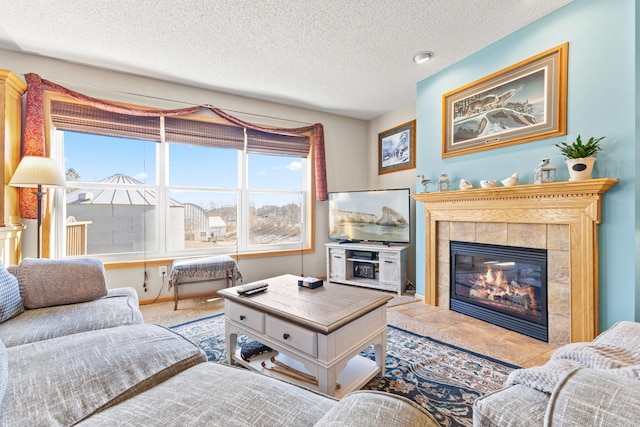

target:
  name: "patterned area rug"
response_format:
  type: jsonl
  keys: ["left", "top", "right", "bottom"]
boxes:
{"left": 171, "top": 314, "right": 519, "bottom": 427}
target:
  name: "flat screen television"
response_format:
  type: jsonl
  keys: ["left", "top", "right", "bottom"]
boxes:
{"left": 328, "top": 188, "right": 410, "bottom": 245}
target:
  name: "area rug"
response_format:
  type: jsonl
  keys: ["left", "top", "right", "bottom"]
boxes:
{"left": 171, "top": 314, "right": 519, "bottom": 427}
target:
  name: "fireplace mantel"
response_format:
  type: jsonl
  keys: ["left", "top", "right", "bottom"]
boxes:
{"left": 411, "top": 178, "right": 618, "bottom": 343}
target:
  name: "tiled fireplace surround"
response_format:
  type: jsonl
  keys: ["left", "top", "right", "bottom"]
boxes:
{"left": 439, "top": 221, "right": 566, "bottom": 345}
{"left": 412, "top": 179, "right": 617, "bottom": 346}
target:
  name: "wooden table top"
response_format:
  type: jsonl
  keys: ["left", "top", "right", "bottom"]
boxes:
{"left": 218, "top": 274, "right": 393, "bottom": 334}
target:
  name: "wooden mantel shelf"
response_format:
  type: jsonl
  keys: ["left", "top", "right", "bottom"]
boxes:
{"left": 410, "top": 177, "right": 618, "bottom": 343}
{"left": 412, "top": 178, "right": 618, "bottom": 203}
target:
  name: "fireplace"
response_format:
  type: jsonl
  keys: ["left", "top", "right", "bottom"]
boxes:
{"left": 412, "top": 179, "right": 617, "bottom": 344}
{"left": 450, "top": 241, "right": 548, "bottom": 342}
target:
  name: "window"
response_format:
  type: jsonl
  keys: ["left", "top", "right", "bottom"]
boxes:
{"left": 51, "top": 100, "right": 311, "bottom": 261}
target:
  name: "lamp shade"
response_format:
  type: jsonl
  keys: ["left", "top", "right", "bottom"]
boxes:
{"left": 9, "top": 156, "right": 66, "bottom": 188}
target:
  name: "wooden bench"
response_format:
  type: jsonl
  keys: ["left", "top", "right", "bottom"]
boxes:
{"left": 169, "top": 256, "right": 242, "bottom": 310}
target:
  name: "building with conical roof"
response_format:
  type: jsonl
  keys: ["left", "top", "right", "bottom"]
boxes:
{"left": 66, "top": 174, "right": 185, "bottom": 254}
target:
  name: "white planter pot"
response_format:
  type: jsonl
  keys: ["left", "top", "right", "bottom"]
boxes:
{"left": 566, "top": 157, "right": 596, "bottom": 181}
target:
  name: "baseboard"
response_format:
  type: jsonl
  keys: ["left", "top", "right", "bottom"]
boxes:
{"left": 139, "top": 290, "right": 221, "bottom": 305}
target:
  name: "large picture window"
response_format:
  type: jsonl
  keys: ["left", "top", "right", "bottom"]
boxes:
{"left": 51, "top": 99, "right": 311, "bottom": 261}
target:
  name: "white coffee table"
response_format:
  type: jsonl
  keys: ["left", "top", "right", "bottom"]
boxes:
{"left": 218, "top": 274, "right": 392, "bottom": 398}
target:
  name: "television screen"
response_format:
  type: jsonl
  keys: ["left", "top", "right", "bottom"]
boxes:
{"left": 328, "top": 188, "right": 410, "bottom": 244}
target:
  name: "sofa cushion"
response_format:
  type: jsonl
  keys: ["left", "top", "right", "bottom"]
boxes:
{"left": 0, "top": 261, "right": 23, "bottom": 323}
{"left": 593, "top": 320, "right": 640, "bottom": 349}
{"left": 473, "top": 383, "right": 549, "bottom": 427}
{"left": 545, "top": 368, "right": 640, "bottom": 426}
{"left": 0, "top": 323, "right": 206, "bottom": 426}
{"left": 17, "top": 257, "right": 107, "bottom": 309}
{"left": 77, "top": 362, "right": 337, "bottom": 426}
{"left": 507, "top": 328, "right": 640, "bottom": 396}
{"left": 0, "top": 287, "right": 143, "bottom": 347}
{"left": 0, "top": 340, "right": 6, "bottom": 405}
{"left": 314, "top": 390, "right": 439, "bottom": 426}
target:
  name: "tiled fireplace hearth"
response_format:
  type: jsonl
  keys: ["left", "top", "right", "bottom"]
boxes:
{"left": 412, "top": 179, "right": 617, "bottom": 346}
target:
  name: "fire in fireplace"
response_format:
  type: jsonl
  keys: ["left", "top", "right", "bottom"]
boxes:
{"left": 450, "top": 241, "right": 548, "bottom": 342}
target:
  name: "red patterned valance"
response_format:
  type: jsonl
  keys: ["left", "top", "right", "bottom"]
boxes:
{"left": 20, "top": 73, "right": 327, "bottom": 219}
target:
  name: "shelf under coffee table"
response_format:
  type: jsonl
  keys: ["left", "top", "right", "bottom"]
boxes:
{"left": 218, "top": 274, "right": 393, "bottom": 398}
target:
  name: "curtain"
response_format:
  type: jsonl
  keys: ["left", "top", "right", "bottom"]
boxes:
{"left": 20, "top": 74, "right": 47, "bottom": 219}
{"left": 21, "top": 72, "right": 328, "bottom": 223}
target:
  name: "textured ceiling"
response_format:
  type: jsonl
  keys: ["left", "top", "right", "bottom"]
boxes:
{"left": 0, "top": 0, "right": 573, "bottom": 120}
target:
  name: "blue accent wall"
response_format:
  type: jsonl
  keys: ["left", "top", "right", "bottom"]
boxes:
{"left": 415, "top": 0, "right": 637, "bottom": 331}
{"left": 636, "top": 0, "right": 640, "bottom": 322}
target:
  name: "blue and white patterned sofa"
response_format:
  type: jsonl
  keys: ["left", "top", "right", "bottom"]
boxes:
{"left": 0, "top": 257, "right": 439, "bottom": 426}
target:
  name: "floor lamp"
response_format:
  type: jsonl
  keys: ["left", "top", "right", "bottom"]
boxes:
{"left": 9, "top": 156, "right": 65, "bottom": 258}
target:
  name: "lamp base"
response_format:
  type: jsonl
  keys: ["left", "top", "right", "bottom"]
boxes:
{"left": 34, "top": 186, "right": 45, "bottom": 258}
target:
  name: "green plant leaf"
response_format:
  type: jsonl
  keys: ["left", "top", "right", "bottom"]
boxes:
{"left": 555, "top": 134, "right": 605, "bottom": 159}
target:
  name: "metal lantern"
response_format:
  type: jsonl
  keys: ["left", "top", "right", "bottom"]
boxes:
{"left": 438, "top": 173, "right": 450, "bottom": 191}
{"left": 534, "top": 158, "right": 556, "bottom": 184}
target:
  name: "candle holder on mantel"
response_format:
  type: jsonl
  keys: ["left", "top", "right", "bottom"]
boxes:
{"left": 534, "top": 158, "right": 556, "bottom": 184}
{"left": 437, "top": 174, "right": 450, "bottom": 191}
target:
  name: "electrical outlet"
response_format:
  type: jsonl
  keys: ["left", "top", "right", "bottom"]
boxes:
{"left": 159, "top": 266, "right": 168, "bottom": 278}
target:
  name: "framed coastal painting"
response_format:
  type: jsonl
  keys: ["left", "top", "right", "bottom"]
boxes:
{"left": 442, "top": 43, "right": 568, "bottom": 158}
{"left": 378, "top": 120, "right": 416, "bottom": 174}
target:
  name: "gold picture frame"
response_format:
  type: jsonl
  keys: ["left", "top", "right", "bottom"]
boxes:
{"left": 442, "top": 43, "right": 568, "bottom": 158}
{"left": 378, "top": 120, "right": 416, "bottom": 174}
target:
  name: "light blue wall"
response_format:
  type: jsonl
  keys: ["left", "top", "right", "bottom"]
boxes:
{"left": 636, "top": 0, "right": 640, "bottom": 322}
{"left": 635, "top": 0, "right": 640, "bottom": 323}
{"left": 416, "top": 0, "right": 637, "bottom": 332}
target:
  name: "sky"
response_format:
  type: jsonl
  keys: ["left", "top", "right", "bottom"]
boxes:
{"left": 64, "top": 131, "right": 303, "bottom": 207}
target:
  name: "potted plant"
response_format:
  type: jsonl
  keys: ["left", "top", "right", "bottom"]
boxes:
{"left": 554, "top": 135, "right": 605, "bottom": 181}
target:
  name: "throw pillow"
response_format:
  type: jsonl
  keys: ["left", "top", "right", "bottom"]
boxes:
{"left": 17, "top": 257, "right": 108, "bottom": 309}
{"left": 0, "top": 260, "right": 24, "bottom": 323}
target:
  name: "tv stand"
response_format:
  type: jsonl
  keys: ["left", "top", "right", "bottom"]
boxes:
{"left": 326, "top": 242, "right": 407, "bottom": 295}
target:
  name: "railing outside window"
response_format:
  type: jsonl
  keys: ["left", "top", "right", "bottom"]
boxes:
{"left": 65, "top": 219, "right": 92, "bottom": 256}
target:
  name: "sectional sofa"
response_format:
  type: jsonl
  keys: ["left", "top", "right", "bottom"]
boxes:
{"left": 473, "top": 320, "right": 640, "bottom": 426}
{"left": 0, "top": 257, "right": 438, "bottom": 426}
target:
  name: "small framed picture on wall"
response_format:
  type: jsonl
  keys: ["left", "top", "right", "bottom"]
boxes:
{"left": 378, "top": 120, "right": 416, "bottom": 174}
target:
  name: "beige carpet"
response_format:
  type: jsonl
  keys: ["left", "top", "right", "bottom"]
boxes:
{"left": 140, "top": 296, "right": 225, "bottom": 327}
{"left": 141, "top": 293, "right": 419, "bottom": 327}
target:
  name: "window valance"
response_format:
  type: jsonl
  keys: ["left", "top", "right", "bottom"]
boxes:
{"left": 50, "top": 100, "right": 162, "bottom": 142}
{"left": 21, "top": 73, "right": 327, "bottom": 220}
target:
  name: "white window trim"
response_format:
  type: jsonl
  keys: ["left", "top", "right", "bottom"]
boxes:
{"left": 52, "top": 128, "right": 311, "bottom": 262}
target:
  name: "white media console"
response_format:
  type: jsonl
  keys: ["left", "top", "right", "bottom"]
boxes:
{"left": 325, "top": 242, "right": 408, "bottom": 295}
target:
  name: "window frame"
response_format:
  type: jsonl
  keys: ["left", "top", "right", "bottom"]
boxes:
{"left": 45, "top": 93, "right": 315, "bottom": 263}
